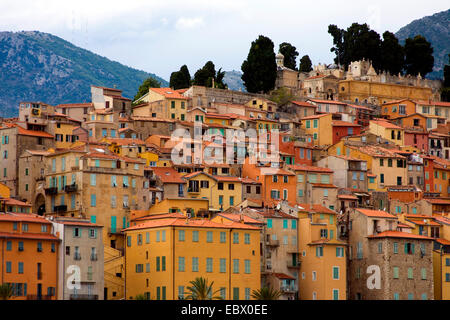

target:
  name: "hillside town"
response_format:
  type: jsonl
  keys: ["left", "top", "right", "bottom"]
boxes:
{"left": 0, "top": 54, "right": 449, "bottom": 302}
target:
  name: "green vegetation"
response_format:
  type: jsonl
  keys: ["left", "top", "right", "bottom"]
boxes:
{"left": 170, "top": 65, "right": 191, "bottom": 90}
{"left": 0, "top": 283, "right": 12, "bottom": 300}
{"left": 133, "top": 77, "right": 161, "bottom": 102}
{"left": 193, "top": 61, "right": 227, "bottom": 89}
{"left": 251, "top": 286, "right": 281, "bottom": 300}
{"left": 441, "top": 54, "right": 450, "bottom": 102}
{"left": 185, "top": 277, "right": 223, "bottom": 300}
{"left": 241, "top": 35, "right": 277, "bottom": 94}
{"left": 299, "top": 55, "right": 313, "bottom": 73}
{"left": 279, "top": 42, "right": 299, "bottom": 70}
{"left": 328, "top": 23, "right": 435, "bottom": 77}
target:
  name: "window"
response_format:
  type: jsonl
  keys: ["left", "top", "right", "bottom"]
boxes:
{"left": 283, "top": 220, "right": 288, "bottom": 229}
{"left": 191, "top": 230, "right": 199, "bottom": 242}
{"left": 336, "top": 247, "right": 344, "bottom": 257}
{"left": 408, "top": 293, "right": 414, "bottom": 300}
{"left": 90, "top": 194, "right": 96, "bottom": 207}
{"left": 244, "top": 233, "right": 250, "bottom": 244}
{"left": 244, "top": 260, "right": 251, "bottom": 274}
{"left": 220, "top": 232, "right": 226, "bottom": 243}
{"left": 233, "top": 233, "right": 239, "bottom": 244}
{"left": 178, "top": 230, "right": 185, "bottom": 241}
{"left": 206, "top": 231, "right": 213, "bottom": 243}
{"left": 378, "top": 242, "right": 383, "bottom": 253}
{"left": 421, "top": 268, "right": 427, "bottom": 280}
{"left": 394, "top": 293, "right": 400, "bottom": 300}
{"left": 192, "top": 257, "right": 199, "bottom": 272}
{"left": 90, "top": 174, "right": 96, "bottom": 186}
{"left": 206, "top": 258, "right": 213, "bottom": 273}
{"left": 393, "top": 242, "right": 398, "bottom": 254}
{"left": 267, "top": 219, "right": 272, "bottom": 229}
{"left": 407, "top": 268, "right": 413, "bottom": 279}
{"left": 333, "top": 267, "right": 339, "bottom": 280}
{"left": 312, "top": 271, "right": 317, "bottom": 281}
{"left": 316, "top": 246, "right": 323, "bottom": 257}
{"left": 333, "top": 289, "right": 339, "bottom": 300}
{"left": 233, "top": 259, "right": 239, "bottom": 273}
{"left": 393, "top": 267, "right": 399, "bottom": 279}
{"left": 178, "top": 257, "right": 185, "bottom": 272}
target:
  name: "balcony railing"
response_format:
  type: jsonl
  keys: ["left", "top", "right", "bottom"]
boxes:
{"left": 69, "top": 294, "right": 99, "bottom": 300}
{"left": 54, "top": 205, "right": 67, "bottom": 213}
{"left": 45, "top": 187, "right": 58, "bottom": 195}
{"left": 74, "top": 253, "right": 81, "bottom": 261}
{"left": 266, "top": 239, "right": 280, "bottom": 247}
{"left": 287, "top": 261, "right": 302, "bottom": 268}
{"left": 64, "top": 184, "right": 78, "bottom": 193}
{"left": 280, "top": 285, "right": 298, "bottom": 293}
{"left": 91, "top": 253, "right": 98, "bottom": 261}
{"left": 187, "top": 188, "right": 200, "bottom": 194}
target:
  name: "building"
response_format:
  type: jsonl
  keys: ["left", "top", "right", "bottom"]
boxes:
{"left": 297, "top": 204, "right": 347, "bottom": 300}
{"left": 345, "top": 208, "right": 434, "bottom": 300}
{"left": 0, "top": 212, "right": 59, "bottom": 300}
{"left": 52, "top": 218, "right": 104, "bottom": 300}
{"left": 300, "top": 114, "right": 333, "bottom": 147}
{"left": 124, "top": 216, "right": 261, "bottom": 300}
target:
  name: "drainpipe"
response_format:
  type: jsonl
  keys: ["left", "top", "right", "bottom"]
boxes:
{"left": 172, "top": 226, "right": 175, "bottom": 300}
{"left": 229, "top": 228, "right": 232, "bottom": 300}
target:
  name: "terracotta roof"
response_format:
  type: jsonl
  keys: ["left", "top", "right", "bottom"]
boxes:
{"left": 124, "top": 217, "right": 260, "bottom": 231}
{"left": 298, "top": 204, "right": 336, "bottom": 214}
{"left": 354, "top": 145, "right": 405, "bottom": 159}
{"left": 104, "top": 138, "right": 146, "bottom": 146}
{"left": 308, "top": 99, "right": 347, "bottom": 105}
{"left": 217, "top": 214, "right": 264, "bottom": 225}
{"left": 150, "top": 88, "right": 189, "bottom": 100}
{"left": 338, "top": 195, "right": 358, "bottom": 200}
{"left": 435, "top": 238, "right": 450, "bottom": 246}
{"left": 381, "top": 99, "right": 412, "bottom": 105}
{"left": 272, "top": 273, "right": 296, "bottom": 280}
{"left": 368, "top": 231, "right": 433, "bottom": 240}
{"left": 288, "top": 164, "right": 333, "bottom": 173}
{"left": 55, "top": 220, "right": 102, "bottom": 227}
{"left": 241, "top": 178, "right": 261, "bottom": 185}
{"left": 397, "top": 223, "right": 413, "bottom": 228}
{"left": 57, "top": 103, "right": 93, "bottom": 108}
{"left": 152, "top": 167, "right": 184, "bottom": 184}
{"left": 300, "top": 114, "right": 330, "bottom": 120}
{"left": 24, "top": 150, "right": 51, "bottom": 156}
{"left": 332, "top": 120, "right": 361, "bottom": 127}
{"left": 0, "top": 231, "right": 59, "bottom": 241}
{"left": 17, "top": 127, "right": 53, "bottom": 138}
{"left": 2, "top": 198, "right": 31, "bottom": 207}
{"left": 92, "top": 85, "right": 122, "bottom": 92}
{"left": 304, "top": 75, "right": 327, "bottom": 80}
{"left": 356, "top": 209, "right": 396, "bottom": 219}
{"left": 370, "top": 119, "right": 402, "bottom": 129}
{"left": 0, "top": 213, "right": 52, "bottom": 224}
{"left": 291, "top": 101, "right": 317, "bottom": 108}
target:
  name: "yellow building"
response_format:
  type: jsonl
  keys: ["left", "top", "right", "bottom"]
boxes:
{"left": 297, "top": 204, "right": 347, "bottom": 300}
{"left": 329, "top": 145, "right": 408, "bottom": 191}
{"left": 300, "top": 114, "right": 333, "bottom": 147}
{"left": 136, "top": 88, "right": 189, "bottom": 121}
{"left": 124, "top": 216, "right": 261, "bottom": 300}
{"left": 433, "top": 238, "right": 450, "bottom": 300}
{"left": 338, "top": 80, "right": 434, "bottom": 106}
{"left": 101, "top": 137, "right": 147, "bottom": 158}
{"left": 246, "top": 98, "right": 277, "bottom": 113}
{"left": 368, "top": 120, "right": 405, "bottom": 146}
{"left": 183, "top": 172, "right": 243, "bottom": 211}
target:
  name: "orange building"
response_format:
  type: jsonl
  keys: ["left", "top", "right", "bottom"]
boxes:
{"left": 242, "top": 160, "right": 296, "bottom": 207}
{"left": 0, "top": 213, "right": 59, "bottom": 300}
{"left": 381, "top": 99, "right": 417, "bottom": 119}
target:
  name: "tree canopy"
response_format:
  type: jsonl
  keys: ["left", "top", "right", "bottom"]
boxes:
{"left": 279, "top": 42, "right": 298, "bottom": 70}
{"left": 170, "top": 65, "right": 191, "bottom": 90}
{"left": 133, "top": 77, "right": 161, "bottom": 102}
{"left": 193, "top": 61, "right": 227, "bottom": 89}
{"left": 380, "top": 31, "right": 405, "bottom": 75}
{"left": 328, "top": 23, "right": 435, "bottom": 77}
{"left": 404, "top": 35, "right": 435, "bottom": 76}
{"left": 299, "top": 55, "right": 313, "bottom": 72}
{"left": 241, "top": 35, "right": 277, "bottom": 94}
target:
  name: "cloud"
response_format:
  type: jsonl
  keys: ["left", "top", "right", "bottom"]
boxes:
{"left": 175, "top": 17, "right": 205, "bottom": 30}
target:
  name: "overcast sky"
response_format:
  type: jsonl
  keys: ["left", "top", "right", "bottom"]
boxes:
{"left": 1, "top": 1, "right": 449, "bottom": 81}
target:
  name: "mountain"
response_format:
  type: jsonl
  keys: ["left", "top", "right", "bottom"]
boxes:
{"left": 224, "top": 70, "right": 246, "bottom": 92}
{"left": 0, "top": 31, "right": 168, "bottom": 117}
{"left": 395, "top": 9, "right": 450, "bottom": 79}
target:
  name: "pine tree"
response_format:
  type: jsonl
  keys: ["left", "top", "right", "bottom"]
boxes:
{"left": 279, "top": 42, "right": 299, "bottom": 70}
{"left": 241, "top": 35, "right": 277, "bottom": 93}
{"left": 299, "top": 55, "right": 313, "bottom": 72}
{"left": 404, "top": 35, "right": 434, "bottom": 76}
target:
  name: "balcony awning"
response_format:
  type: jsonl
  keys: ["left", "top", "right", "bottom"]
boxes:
{"left": 272, "top": 273, "right": 296, "bottom": 280}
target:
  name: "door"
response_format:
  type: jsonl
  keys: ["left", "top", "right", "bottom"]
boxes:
{"left": 37, "top": 283, "right": 42, "bottom": 300}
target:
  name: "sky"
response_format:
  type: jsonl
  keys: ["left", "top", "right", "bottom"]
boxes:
{"left": 1, "top": 0, "right": 449, "bottom": 81}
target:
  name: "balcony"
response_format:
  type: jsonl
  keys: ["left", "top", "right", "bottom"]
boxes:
{"left": 187, "top": 188, "right": 200, "bottom": 194}
{"left": 266, "top": 239, "right": 280, "bottom": 247}
{"left": 45, "top": 187, "right": 58, "bottom": 195}
{"left": 54, "top": 205, "right": 67, "bottom": 213}
{"left": 280, "top": 285, "right": 298, "bottom": 293}
{"left": 69, "top": 294, "right": 99, "bottom": 300}
{"left": 64, "top": 184, "right": 78, "bottom": 193}
{"left": 287, "top": 261, "right": 302, "bottom": 268}
{"left": 74, "top": 253, "right": 81, "bottom": 261}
